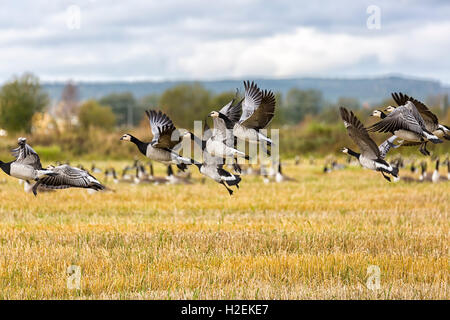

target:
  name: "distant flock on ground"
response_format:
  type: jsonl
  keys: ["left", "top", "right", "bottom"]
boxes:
{"left": 0, "top": 81, "right": 449, "bottom": 196}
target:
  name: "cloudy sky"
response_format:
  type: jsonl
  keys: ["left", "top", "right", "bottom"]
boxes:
{"left": 1, "top": 0, "right": 450, "bottom": 84}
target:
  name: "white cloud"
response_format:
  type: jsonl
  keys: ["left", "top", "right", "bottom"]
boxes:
{"left": 0, "top": 1, "right": 449, "bottom": 83}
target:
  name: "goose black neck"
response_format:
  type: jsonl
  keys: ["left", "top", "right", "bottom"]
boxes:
{"left": 435, "top": 159, "right": 439, "bottom": 170}
{"left": 380, "top": 111, "right": 387, "bottom": 119}
{"left": 218, "top": 112, "right": 233, "bottom": 128}
{"left": 0, "top": 160, "right": 11, "bottom": 176}
{"left": 188, "top": 132, "right": 206, "bottom": 150}
{"left": 347, "top": 149, "right": 360, "bottom": 159}
{"left": 130, "top": 135, "right": 149, "bottom": 156}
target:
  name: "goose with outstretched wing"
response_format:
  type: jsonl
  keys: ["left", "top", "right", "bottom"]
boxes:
{"left": 120, "top": 110, "right": 196, "bottom": 171}
{"left": 340, "top": 107, "right": 398, "bottom": 181}
{"left": 32, "top": 164, "right": 105, "bottom": 196}
{"left": 389, "top": 92, "right": 449, "bottom": 154}
{"left": 0, "top": 137, "right": 56, "bottom": 182}
{"left": 232, "top": 81, "right": 276, "bottom": 155}
{"left": 368, "top": 100, "right": 442, "bottom": 156}
{"left": 184, "top": 121, "right": 241, "bottom": 195}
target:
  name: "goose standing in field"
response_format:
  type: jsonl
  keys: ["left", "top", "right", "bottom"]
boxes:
{"left": 31, "top": 164, "right": 105, "bottom": 196}
{"left": 166, "top": 165, "right": 192, "bottom": 185}
{"left": 340, "top": 107, "right": 399, "bottom": 181}
{"left": 0, "top": 137, "right": 57, "bottom": 182}
{"left": 91, "top": 163, "right": 102, "bottom": 174}
{"left": 431, "top": 158, "right": 448, "bottom": 183}
{"left": 275, "top": 162, "right": 297, "bottom": 183}
{"left": 369, "top": 100, "right": 442, "bottom": 156}
{"left": 232, "top": 81, "right": 276, "bottom": 155}
{"left": 418, "top": 161, "right": 431, "bottom": 182}
{"left": 120, "top": 110, "right": 195, "bottom": 171}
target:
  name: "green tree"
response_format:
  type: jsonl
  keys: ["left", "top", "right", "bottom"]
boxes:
{"left": 78, "top": 100, "right": 116, "bottom": 130}
{"left": 159, "top": 83, "right": 211, "bottom": 129}
{"left": 0, "top": 73, "right": 49, "bottom": 133}
{"left": 284, "top": 88, "right": 323, "bottom": 124}
{"left": 99, "top": 92, "right": 138, "bottom": 127}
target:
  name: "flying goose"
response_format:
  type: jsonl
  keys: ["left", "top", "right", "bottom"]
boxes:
{"left": 207, "top": 111, "right": 249, "bottom": 160}
{"left": 209, "top": 92, "right": 244, "bottom": 172}
{"left": 120, "top": 110, "right": 195, "bottom": 171}
{"left": 369, "top": 101, "right": 442, "bottom": 156}
{"left": 232, "top": 81, "right": 276, "bottom": 155}
{"left": 391, "top": 93, "right": 450, "bottom": 140}
{"left": 195, "top": 150, "right": 241, "bottom": 195}
{"left": 0, "top": 138, "right": 56, "bottom": 182}
{"left": 184, "top": 125, "right": 241, "bottom": 195}
{"left": 340, "top": 107, "right": 398, "bottom": 181}
{"left": 385, "top": 92, "right": 450, "bottom": 155}
{"left": 31, "top": 164, "right": 105, "bottom": 196}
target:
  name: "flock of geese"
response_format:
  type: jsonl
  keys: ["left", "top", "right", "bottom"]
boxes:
{"left": 0, "top": 81, "right": 277, "bottom": 195}
{"left": 0, "top": 82, "right": 449, "bottom": 196}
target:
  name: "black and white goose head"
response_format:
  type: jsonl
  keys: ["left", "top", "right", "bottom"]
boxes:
{"left": 370, "top": 110, "right": 387, "bottom": 119}
{"left": 208, "top": 111, "right": 220, "bottom": 118}
{"left": 120, "top": 133, "right": 132, "bottom": 142}
{"left": 384, "top": 105, "right": 396, "bottom": 113}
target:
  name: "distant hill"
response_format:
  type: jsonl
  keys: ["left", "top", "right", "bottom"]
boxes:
{"left": 43, "top": 76, "right": 450, "bottom": 104}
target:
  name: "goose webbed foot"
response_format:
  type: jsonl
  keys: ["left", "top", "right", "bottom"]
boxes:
{"left": 419, "top": 142, "right": 430, "bottom": 156}
{"left": 381, "top": 172, "right": 391, "bottom": 182}
{"left": 32, "top": 181, "right": 41, "bottom": 196}
{"left": 220, "top": 181, "right": 233, "bottom": 196}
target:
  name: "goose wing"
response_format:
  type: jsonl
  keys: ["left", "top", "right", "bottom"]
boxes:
{"left": 37, "top": 165, "right": 105, "bottom": 190}
{"left": 392, "top": 92, "right": 438, "bottom": 130}
{"left": 340, "top": 107, "right": 380, "bottom": 159}
{"left": 11, "top": 142, "right": 42, "bottom": 170}
{"left": 378, "top": 136, "right": 400, "bottom": 160}
{"left": 146, "top": 110, "right": 181, "bottom": 149}
{"left": 367, "top": 104, "right": 423, "bottom": 135}
{"left": 219, "top": 94, "right": 243, "bottom": 127}
{"left": 240, "top": 83, "right": 276, "bottom": 129}
{"left": 238, "top": 81, "right": 262, "bottom": 126}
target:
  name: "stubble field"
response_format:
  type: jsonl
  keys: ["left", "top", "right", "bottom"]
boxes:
{"left": 0, "top": 160, "right": 448, "bottom": 299}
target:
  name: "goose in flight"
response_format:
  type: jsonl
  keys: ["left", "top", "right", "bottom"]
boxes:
{"left": 0, "top": 137, "right": 56, "bottom": 182}
{"left": 388, "top": 92, "right": 450, "bottom": 155}
{"left": 184, "top": 123, "right": 241, "bottom": 195}
{"left": 207, "top": 110, "right": 249, "bottom": 160}
{"left": 391, "top": 92, "right": 449, "bottom": 140}
{"left": 31, "top": 164, "right": 105, "bottom": 196}
{"left": 120, "top": 110, "right": 195, "bottom": 171}
{"left": 368, "top": 100, "right": 442, "bottom": 156}
{"left": 340, "top": 107, "right": 399, "bottom": 181}
{"left": 232, "top": 81, "right": 276, "bottom": 153}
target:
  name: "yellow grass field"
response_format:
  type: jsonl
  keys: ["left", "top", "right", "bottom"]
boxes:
{"left": 0, "top": 160, "right": 448, "bottom": 299}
